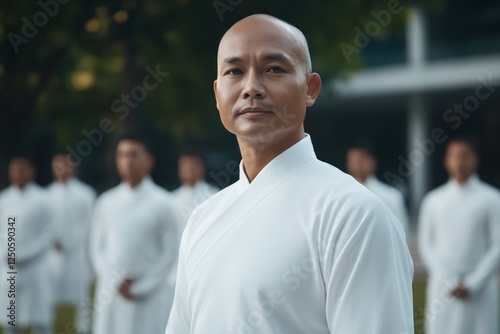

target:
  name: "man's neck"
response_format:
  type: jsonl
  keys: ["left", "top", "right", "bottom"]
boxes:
{"left": 56, "top": 176, "right": 72, "bottom": 184}
{"left": 453, "top": 174, "right": 474, "bottom": 185}
{"left": 126, "top": 176, "right": 146, "bottom": 189}
{"left": 237, "top": 132, "right": 305, "bottom": 183}
{"left": 14, "top": 182, "right": 30, "bottom": 190}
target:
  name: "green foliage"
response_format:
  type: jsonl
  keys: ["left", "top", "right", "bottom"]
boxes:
{"left": 0, "top": 0, "right": 440, "bottom": 188}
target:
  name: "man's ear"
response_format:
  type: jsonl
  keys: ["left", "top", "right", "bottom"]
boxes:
{"left": 306, "top": 73, "right": 321, "bottom": 107}
{"left": 214, "top": 80, "right": 219, "bottom": 110}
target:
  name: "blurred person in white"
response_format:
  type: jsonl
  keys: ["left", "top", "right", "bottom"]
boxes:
{"left": 47, "top": 153, "right": 96, "bottom": 333}
{"left": 346, "top": 140, "right": 410, "bottom": 236}
{"left": 166, "top": 14, "right": 414, "bottom": 334}
{"left": 90, "top": 134, "right": 183, "bottom": 334}
{"left": 0, "top": 155, "right": 55, "bottom": 334}
{"left": 172, "top": 150, "right": 219, "bottom": 225}
{"left": 418, "top": 135, "right": 500, "bottom": 334}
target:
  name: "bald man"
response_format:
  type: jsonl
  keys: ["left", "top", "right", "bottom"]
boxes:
{"left": 166, "top": 14, "right": 414, "bottom": 334}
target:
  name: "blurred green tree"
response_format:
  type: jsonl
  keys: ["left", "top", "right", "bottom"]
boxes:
{"left": 0, "top": 0, "right": 440, "bottom": 189}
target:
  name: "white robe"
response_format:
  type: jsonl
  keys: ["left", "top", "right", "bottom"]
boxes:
{"left": 90, "top": 177, "right": 183, "bottom": 334}
{"left": 171, "top": 180, "right": 219, "bottom": 225}
{"left": 0, "top": 183, "right": 55, "bottom": 327}
{"left": 418, "top": 175, "right": 500, "bottom": 334}
{"left": 166, "top": 135, "right": 414, "bottom": 334}
{"left": 363, "top": 175, "right": 410, "bottom": 236}
{"left": 47, "top": 177, "right": 96, "bottom": 305}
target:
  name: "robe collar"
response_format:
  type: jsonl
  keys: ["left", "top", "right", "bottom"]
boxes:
{"left": 121, "top": 175, "right": 153, "bottom": 194}
{"left": 53, "top": 176, "right": 76, "bottom": 189}
{"left": 180, "top": 180, "right": 207, "bottom": 191}
{"left": 448, "top": 173, "right": 480, "bottom": 191}
{"left": 236, "top": 134, "right": 316, "bottom": 192}
{"left": 11, "top": 181, "right": 37, "bottom": 195}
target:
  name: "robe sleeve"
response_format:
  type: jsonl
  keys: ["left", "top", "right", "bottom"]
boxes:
{"left": 17, "top": 197, "right": 55, "bottom": 264}
{"left": 464, "top": 195, "right": 500, "bottom": 292}
{"left": 321, "top": 195, "right": 414, "bottom": 333}
{"left": 89, "top": 198, "right": 110, "bottom": 278}
{"left": 165, "top": 231, "right": 191, "bottom": 334}
{"left": 417, "top": 195, "right": 443, "bottom": 274}
{"left": 131, "top": 203, "right": 183, "bottom": 297}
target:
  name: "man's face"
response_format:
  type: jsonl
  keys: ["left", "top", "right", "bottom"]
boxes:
{"left": 214, "top": 18, "right": 320, "bottom": 147}
{"left": 346, "top": 148, "right": 376, "bottom": 183}
{"left": 52, "top": 154, "right": 76, "bottom": 182}
{"left": 178, "top": 155, "right": 205, "bottom": 186}
{"left": 444, "top": 141, "right": 479, "bottom": 183}
{"left": 115, "top": 140, "right": 153, "bottom": 184}
{"left": 9, "top": 158, "right": 35, "bottom": 188}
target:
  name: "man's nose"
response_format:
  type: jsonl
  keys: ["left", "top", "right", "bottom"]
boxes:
{"left": 242, "top": 70, "right": 266, "bottom": 99}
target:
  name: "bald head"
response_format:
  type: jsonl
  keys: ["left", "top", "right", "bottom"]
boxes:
{"left": 217, "top": 14, "right": 312, "bottom": 75}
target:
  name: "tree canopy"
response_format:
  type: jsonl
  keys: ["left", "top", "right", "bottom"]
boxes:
{"left": 0, "top": 0, "right": 439, "bottom": 189}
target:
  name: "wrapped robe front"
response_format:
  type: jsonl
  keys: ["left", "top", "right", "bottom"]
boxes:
{"left": 166, "top": 135, "right": 414, "bottom": 334}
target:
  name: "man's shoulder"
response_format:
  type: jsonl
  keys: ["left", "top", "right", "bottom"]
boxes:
{"left": 282, "top": 161, "right": 391, "bottom": 222}
{"left": 370, "top": 177, "right": 403, "bottom": 198}
{"left": 96, "top": 184, "right": 121, "bottom": 203}
{"left": 148, "top": 181, "right": 178, "bottom": 205}
{"left": 477, "top": 180, "right": 500, "bottom": 202}
{"left": 72, "top": 178, "right": 97, "bottom": 198}
{"left": 300, "top": 160, "right": 375, "bottom": 197}
{"left": 421, "top": 183, "right": 447, "bottom": 205}
{"left": 0, "top": 186, "right": 13, "bottom": 201}
{"left": 29, "top": 183, "right": 50, "bottom": 197}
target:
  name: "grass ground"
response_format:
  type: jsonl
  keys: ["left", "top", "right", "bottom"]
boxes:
{"left": 0, "top": 281, "right": 463, "bottom": 334}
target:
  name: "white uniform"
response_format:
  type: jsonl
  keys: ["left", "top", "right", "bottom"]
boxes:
{"left": 172, "top": 180, "right": 219, "bottom": 224}
{"left": 0, "top": 183, "right": 55, "bottom": 328}
{"left": 166, "top": 135, "right": 414, "bottom": 334}
{"left": 47, "top": 177, "right": 96, "bottom": 332}
{"left": 90, "top": 177, "right": 183, "bottom": 334}
{"left": 363, "top": 176, "right": 410, "bottom": 235}
{"left": 418, "top": 175, "right": 500, "bottom": 334}
{"left": 48, "top": 177, "right": 96, "bottom": 303}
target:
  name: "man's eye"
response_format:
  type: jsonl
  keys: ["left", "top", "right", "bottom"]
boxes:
{"left": 267, "top": 66, "right": 284, "bottom": 73}
{"left": 226, "top": 69, "right": 243, "bottom": 75}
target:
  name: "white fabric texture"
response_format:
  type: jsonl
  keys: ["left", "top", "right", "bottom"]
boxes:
{"left": 166, "top": 135, "right": 414, "bottom": 334}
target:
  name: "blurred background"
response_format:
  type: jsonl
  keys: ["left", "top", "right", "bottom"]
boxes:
{"left": 1, "top": 0, "right": 500, "bottom": 333}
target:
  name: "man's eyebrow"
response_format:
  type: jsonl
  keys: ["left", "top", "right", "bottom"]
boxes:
{"left": 222, "top": 57, "right": 243, "bottom": 65}
{"left": 262, "top": 53, "right": 291, "bottom": 63}
{"left": 222, "top": 53, "right": 293, "bottom": 65}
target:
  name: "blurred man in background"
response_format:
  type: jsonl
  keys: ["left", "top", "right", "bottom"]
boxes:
{"left": 346, "top": 141, "right": 410, "bottom": 236}
{"left": 418, "top": 136, "right": 500, "bottom": 334}
{"left": 172, "top": 150, "right": 218, "bottom": 224}
{"left": 47, "top": 153, "right": 96, "bottom": 334}
{"left": 0, "top": 155, "right": 55, "bottom": 334}
{"left": 90, "top": 134, "right": 183, "bottom": 334}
